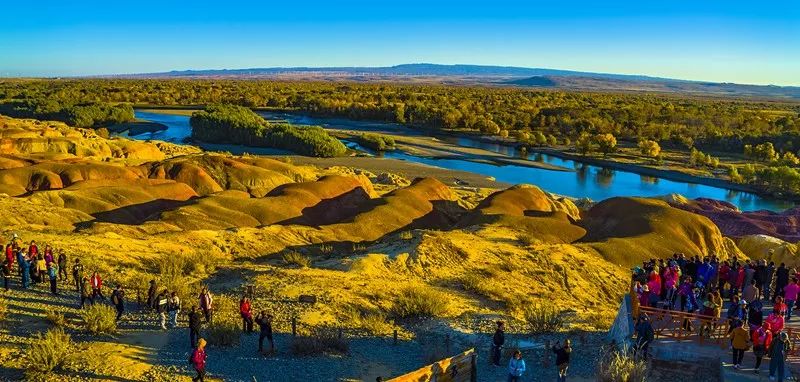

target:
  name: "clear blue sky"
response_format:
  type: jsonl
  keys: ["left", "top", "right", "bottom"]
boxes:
{"left": 1, "top": 1, "right": 798, "bottom": 85}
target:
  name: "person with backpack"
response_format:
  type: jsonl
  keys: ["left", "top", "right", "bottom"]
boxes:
{"left": 769, "top": 331, "right": 791, "bottom": 381}
{"left": 90, "top": 272, "right": 105, "bottom": 301}
{"left": 751, "top": 322, "right": 772, "bottom": 374}
{"left": 57, "top": 251, "right": 67, "bottom": 282}
{"left": 199, "top": 288, "right": 213, "bottom": 323}
{"left": 492, "top": 321, "right": 505, "bottom": 366}
{"left": 191, "top": 338, "right": 208, "bottom": 382}
{"left": 111, "top": 285, "right": 125, "bottom": 321}
{"left": 72, "top": 259, "right": 84, "bottom": 292}
{"left": 255, "top": 311, "right": 274, "bottom": 354}
{"left": 168, "top": 291, "right": 181, "bottom": 328}
{"left": 239, "top": 296, "right": 254, "bottom": 333}
{"left": 188, "top": 306, "right": 202, "bottom": 348}
{"left": 507, "top": 349, "right": 526, "bottom": 382}
{"left": 80, "top": 276, "right": 93, "bottom": 308}
{"left": 47, "top": 261, "right": 58, "bottom": 295}
{"left": 634, "top": 314, "right": 655, "bottom": 358}
{"left": 552, "top": 339, "right": 571, "bottom": 382}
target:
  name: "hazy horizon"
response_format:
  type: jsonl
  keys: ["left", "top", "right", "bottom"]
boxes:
{"left": 1, "top": 1, "right": 798, "bottom": 86}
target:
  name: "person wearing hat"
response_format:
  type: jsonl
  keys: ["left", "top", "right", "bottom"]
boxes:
{"left": 727, "top": 297, "right": 747, "bottom": 333}
{"left": 730, "top": 320, "right": 750, "bottom": 370}
{"left": 635, "top": 313, "right": 654, "bottom": 358}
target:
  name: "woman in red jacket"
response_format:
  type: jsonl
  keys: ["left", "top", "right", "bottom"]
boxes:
{"left": 239, "top": 296, "right": 254, "bottom": 333}
{"left": 752, "top": 322, "right": 773, "bottom": 374}
{"left": 191, "top": 338, "right": 208, "bottom": 382}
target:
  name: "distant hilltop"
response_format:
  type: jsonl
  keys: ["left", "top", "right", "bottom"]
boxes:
{"left": 114, "top": 63, "right": 800, "bottom": 100}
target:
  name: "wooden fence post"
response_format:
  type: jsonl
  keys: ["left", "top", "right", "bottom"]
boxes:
{"left": 291, "top": 317, "right": 297, "bottom": 337}
{"left": 470, "top": 352, "right": 478, "bottom": 382}
{"left": 393, "top": 329, "right": 398, "bottom": 345}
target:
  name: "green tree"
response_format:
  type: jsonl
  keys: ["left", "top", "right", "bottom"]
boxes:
{"left": 574, "top": 133, "right": 594, "bottom": 155}
{"left": 594, "top": 133, "right": 617, "bottom": 156}
{"left": 638, "top": 139, "right": 661, "bottom": 159}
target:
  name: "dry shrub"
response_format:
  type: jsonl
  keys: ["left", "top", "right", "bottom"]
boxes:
{"left": 391, "top": 286, "right": 449, "bottom": 319}
{"left": 517, "top": 232, "right": 543, "bottom": 247}
{"left": 523, "top": 304, "right": 566, "bottom": 334}
{"left": 82, "top": 304, "right": 117, "bottom": 335}
{"left": 147, "top": 251, "right": 220, "bottom": 303}
{"left": 25, "top": 328, "right": 75, "bottom": 379}
{"left": 585, "top": 312, "right": 613, "bottom": 331}
{"left": 399, "top": 231, "right": 414, "bottom": 240}
{"left": 0, "top": 296, "right": 7, "bottom": 322}
{"left": 290, "top": 328, "right": 349, "bottom": 356}
{"left": 597, "top": 346, "right": 648, "bottom": 382}
{"left": 207, "top": 295, "right": 241, "bottom": 347}
{"left": 341, "top": 305, "right": 393, "bottom": 335}
{"left": 46, "top": 311, "right": 66, "bottom": 328}
{"left": 282, "top": 251, "right": 311, "bottom": 268}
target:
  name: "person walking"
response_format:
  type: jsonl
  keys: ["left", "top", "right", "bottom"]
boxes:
{"left": 156, "top": 290, "right": 168, "bottom": 330}
{"left": 90, "top": 272, "right": 105, "bottom": 301}
{"left": 146, "top": 280, "right": 157, "bottom": 310}
{"left": 168, "top": 292, "right": 181, "bottom": 328}
{"left": 769, "top": 331, "right": 791, "bottom": 381}
{"left": 730, "top": 322, "right": 750, "bottom": 369}
{"left": 2, "top": 258, "right": 11, "bottom": 291}
{"left": 47, "top": 262, "right": 58, "bottom": 295}
{"left": 751, "top": 322, "right": 772, "bottom": 374}
{"left": 239, "top": 296, "right": 254, "bottom": 333}
{"left": 552, "top": 339, "right": 571, "bottom": 382}
{"left": 35, "top": 255, "right": 47, "bottom": 284}
{"left": 635, "top": 314, "right": 655, "bottom": 358}
{"left": 57, "top": 251, "right": 68, "bottom": 282}
{"left": 255, "top": 311, "right": 274, "bottom": 354}
{"left": 188, "top": 306, "right": 202, "bottom": 348}
{"left": 507, "top": 349, "right": 526, "bottom": 382}
{"left": 774, "top": 263, "right": 789, "bottom": 301}
{"left": 111, "top": 285, "right": 125, "bottom": 321}
{"left": 783, "top": 277, "right": 799, "bottom": 321}
{"left": 20, "top": 254, "right": 31, "bottom": 289}
{"left": 199, "top": 288, "right": 213, "bottom": 323}
{"left": 191, "top": 338, "right": 208, "bottom": 382}
{"left": 72, "top": 259, "right": 84, "bottom": 292}
{"left": 492, "top": 321, "right": 505, "bottom": 366}
{"left": 80, "top": 276, "right": 93, "bottom": 308}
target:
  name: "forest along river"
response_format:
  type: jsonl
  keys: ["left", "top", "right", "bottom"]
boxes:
{"left": 132, "top": 110, "right": 793, "bottom": 212}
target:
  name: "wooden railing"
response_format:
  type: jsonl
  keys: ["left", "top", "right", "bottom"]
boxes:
{"left": 387, "top": 348, "right": 477, "bottom": 382}
{"left": 637, "top": 305, "right": 731, "bottom": 344}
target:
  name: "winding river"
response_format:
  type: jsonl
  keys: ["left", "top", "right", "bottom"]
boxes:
{"left": 132, "top": 110, "right": 794, "bottom": 212}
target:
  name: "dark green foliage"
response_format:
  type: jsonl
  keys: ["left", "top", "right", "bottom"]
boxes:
{"left": 190, "top": 104, "right": 346, "bottom": 157}
{"left": 357, "top": 133, "right": 396, "bottom": 151}
{"left": 0, "top": 98, "right": 134, "bottom": 128}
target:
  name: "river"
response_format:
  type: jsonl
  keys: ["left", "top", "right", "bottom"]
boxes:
{"left": 132, "top": 110, "right": 793, "bottom": 212}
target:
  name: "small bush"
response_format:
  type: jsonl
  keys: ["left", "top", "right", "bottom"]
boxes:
{"left": 46, "top": 311, "right": 66, "bottom": 328}
{"left": 585, "top": 312, "right": 613, "bottom": 331}
{"left": 523, "top": 304, "right": 566, "bottom": 334}
{"left": 357, "top": 133, "right": 396, "bottom": 151}
{"left": 82, "top": 304, "right": 117, "bottom": 335}
{"left": 399, "top": 231, "right": 413, "bottom": 240}
{"left": 597, "top": 347, "right": 648, "bottom": 382}
{"left": 391, "top": 286, "right": 450, "bottom": 319}
{"left": 290, "top": 330, "right": 349, "bottom": 356}
{"left": 517, "top": 233, "right": 542, "bottom": 247}
{"left": 207, "top": 318, "right": 241, "bottom": 347}
{"left": 282, "top": 251, "right": 311, "bottom": 268}
{"left": 25, "top": 328, "right": 74, "bottom": 378}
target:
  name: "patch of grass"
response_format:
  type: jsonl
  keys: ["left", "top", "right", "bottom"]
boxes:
{"left": 82, "top": 304, "right": 117, "bottom": 335}
{"left": 282, "top": 251, "right": 311, "bottom": 268}
{"left": 523, "top": 304, "right": 567, "bottom": 334}
{"left": 399, "top": 231, "right": 414, "bottom": 240}
{"left": 391, "top": 286, "right": 450, "bottom": 319}
{"left": 597, "top": 346, "right": 648, "bottom": 382}
{"left": 290, "top": 329, "right": 349, "bottom": 356}
{"left": 0, "top": 296, "right": 7, "bottom": 322}
{"left": 25, "top": 328, "right": 75, "bottom": 379}
{"left": 46, "top": 311, "right": 66, "bottom": 328}
{"left": 585, "top": 312, "right": 613, "bottom": 331}
{"left": 341, "top": 306, "right": 393, "bottom": 335}
{"left": 319, "top": 244, "right": 334, "bottom": 254}
{"left": 517, "top": 232, "right": 543, "bottom": 246}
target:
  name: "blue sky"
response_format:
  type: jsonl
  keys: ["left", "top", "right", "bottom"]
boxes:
{"left": 1, "top": 1, "right": 798, "bottom": 85}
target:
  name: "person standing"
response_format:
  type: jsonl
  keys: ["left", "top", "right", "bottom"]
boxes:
{"left": 507, "top": 349, "right": 526, "bottom": 382}
{"left": 730, "top": 322, "right": 750, "bottom": 369}
{"left": 751, "top": 322, "right": 772, "bottom": 374}
{"left": 2, "top": 258, "right": 11, "bottom": 291}
{"left": 191, "top": 338, "right": 208, "bottom": 382}
{"left": 764, "top": 261, "right": 775, "bottom": 301}
{"left": 90, "top": 272, "right": 105, "bottom": 301}
{"left": 72, "top": 259, "right": 84, "bottom": 292}
{"left": 742, "top": 279, "right": 759, "bottom": 304}
{"left": 47, "top": 262, "right": 58, "bottom": 295}
{"left": 255, "top": 311, "right": 274, "bottom": 354}
{"left": 20, "top": 254, "right": 31, "bottom": 289}
{"left": 111, "top": 285, "right": 125, "bottom": 321}
{"left": 35, "top": 255, "right": 47, "bottom": 284}
{"left": 199, "top": 288, "right": 213, "bottom": 323}
{"left": 168, "top": 292, "right": 181, "bottom": 328}
{"left": 783, "top": 278, "right": 799, "bottom": 321}
{"left": 156, "top": 290, "right": 168, "bottom": 330}
{"left": 635, "top": 314, "right": 655, "bottom": 358}
{"left": 146, "top": 280, "right": 157, "bottom": 310}
{"left": 188, "top": 306, "right": 202, "bottom": 348}
{"left": 239, "top": 296, "right": 254, "bottom": 333}
{"left": 492, "top": 321, "right": 505, "bottom": 367}
{"left": 769, "top": 332, "right": 790, "bottom": 381}
{"left": 57, "top": 251, "right": 68, "bottom": 282}
{"left": 80, "top": 276, "right": 93, "bottom": 308}
{"left": 552, "top": 339, "right": 571, "bottom": 382}
{"left": 774, "top": 263, "right": 789, "bottom": 301}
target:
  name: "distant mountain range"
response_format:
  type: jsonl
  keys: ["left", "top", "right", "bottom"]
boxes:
{"left": 122, "top": 63, "right": 800, "bottom": 100}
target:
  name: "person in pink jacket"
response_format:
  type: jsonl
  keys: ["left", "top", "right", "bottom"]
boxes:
{"left": 664, "top": 266, "right": 680, "bottom": 309}
{"left": 783, "top": 277, "right": 800, "bottom": 321}
{"left": 191, "top": 338, "right": 208, "bottom": 381}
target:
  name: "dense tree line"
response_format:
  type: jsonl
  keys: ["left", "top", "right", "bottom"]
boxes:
{"left": 356, "top": 133, "right": 396, "bottom": 151}
{"left": 190, "top": 104, "right": 346, "bottom": 157}
{"left": 0, "top": 79, "right": 797, "bottom": 154}
{"left": 0, "top": 98, "right": 133, "bottom": 128}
